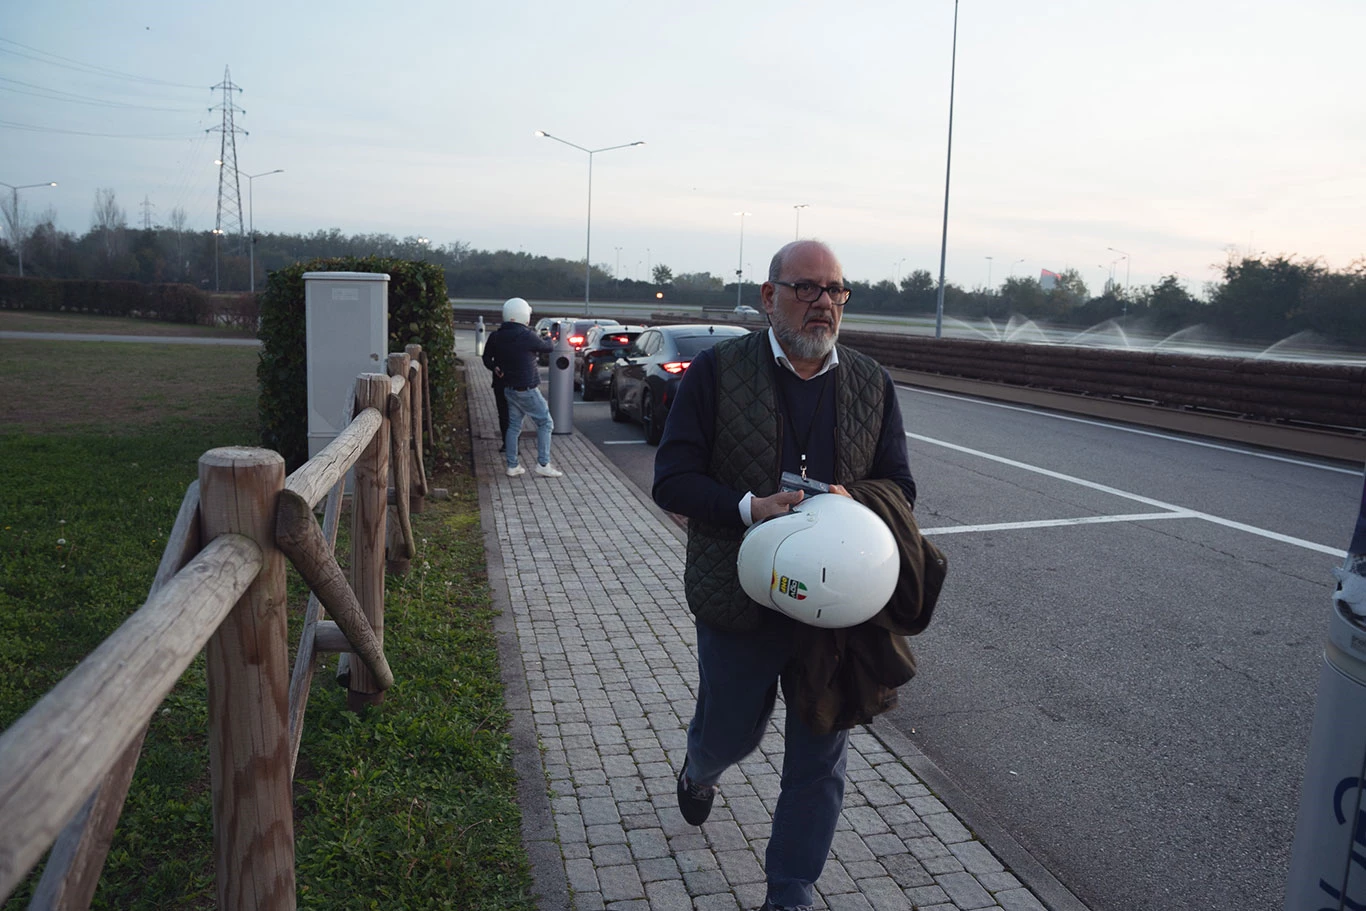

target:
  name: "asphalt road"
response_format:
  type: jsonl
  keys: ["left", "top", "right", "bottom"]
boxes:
{"left": 557, "top": 366, "right": 1362, "bottom": 911}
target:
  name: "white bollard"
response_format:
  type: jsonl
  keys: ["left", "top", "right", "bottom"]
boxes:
{"left": 474, "top": 315, "right": 487, "bottom": 357}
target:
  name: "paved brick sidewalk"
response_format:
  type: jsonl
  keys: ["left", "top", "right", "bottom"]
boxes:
{"left": 459, "top": 334, "right": 1061, "bottom": 911}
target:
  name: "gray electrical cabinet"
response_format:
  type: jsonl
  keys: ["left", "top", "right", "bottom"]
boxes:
{"left": 304, "top": 271, "right": 389, "bottom": 458}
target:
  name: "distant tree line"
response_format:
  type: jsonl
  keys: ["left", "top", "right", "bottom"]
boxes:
{"left": 2, "top": 189, "right": 1362, "bottom": 345}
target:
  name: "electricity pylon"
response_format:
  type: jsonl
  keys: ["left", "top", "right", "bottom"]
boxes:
{"left": 208, "top": 66, "right": 248, "bottom": 253}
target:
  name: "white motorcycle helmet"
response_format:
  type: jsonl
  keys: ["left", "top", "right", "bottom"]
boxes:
{"left": 737, "top": 493, "right": 899, "bottom": 629}
{"left": 502, "top": 297, "right": 532, "bottom": 325}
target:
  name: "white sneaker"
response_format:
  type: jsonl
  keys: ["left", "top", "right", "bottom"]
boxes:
{"left": 534, "top": 463, "right": 564, "bottom": 478}
{"left": 506, "top": 465, "right": 526, "bottom": 478}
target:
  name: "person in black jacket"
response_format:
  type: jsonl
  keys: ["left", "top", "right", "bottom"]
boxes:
{"left": 481, "top": 298, "right": 563, "bottom": 478}
{"left": 653, "top": 240, "right": 915, "bottom": 911}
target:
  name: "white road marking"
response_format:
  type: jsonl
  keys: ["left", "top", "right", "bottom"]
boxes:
{"left": 899, "top": 386, "right": 1364, "bottom": 476}
{"left": 924, "top": 511, "right": 1196, "bottom": 536}
{"left": 908, "top": 431, "right": 1347, "bottom": 558}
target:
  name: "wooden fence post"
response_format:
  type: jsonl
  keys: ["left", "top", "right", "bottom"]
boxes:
{"left": 348, "top": 375, "right": 391, "bottom": 711}
{"left": 198, "top": 447, "right": 294, "bottom": 911}
{"left": 404, "top": 343, "right": 429, "bottom": 512}
{"left": 385, "top": 353, "right": 413, "bottom": 576}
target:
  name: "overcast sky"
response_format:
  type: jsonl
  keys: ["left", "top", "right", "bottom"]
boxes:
{"left": 4, "top": 0, "right": 1363, "bottom": 295}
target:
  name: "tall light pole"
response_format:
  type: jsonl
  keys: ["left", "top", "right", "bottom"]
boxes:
{"left": 614, "top": 246, "right": 622, "bottom": 280}
{"left": 1107, "top": 246, "right": 1131, "bottom": 291}
{"left": 985, "top": 255, "right": 993, "bottom": 290}
{"left": 734, "top": 211, "right": 751, "bottom": 308}
{"left": 1107, "top": 246, "right": 1131, "bottom": 318}
{"left": 934, "top": 0, "right": 961, "bottom": 338}
{"left": 1009, "top": 257, "right": 1025, "bottom": 278}
{"left": 218, "top": 161, "right": 283, "bottom": 292}
{"left": 0, "top": 180, "right": 57, "bottom": 277}
{"left": 793, "top": 203, "right": 809, "bottom": 239}
{"left": 894, "top": 257, "right": 907, "bottom": 286}
{"left": 212, "top": 228, "right": 223, "bottom": 291}
{"left": 535, "top": 130, "right": 645, "bottom": 316}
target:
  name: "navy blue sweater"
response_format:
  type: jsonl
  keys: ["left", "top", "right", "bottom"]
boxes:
{"left": 652, "top": 347, "right": 916, "bottom": 527}
{"left": 481, "top": 322, "right": 552, "bottom": 389}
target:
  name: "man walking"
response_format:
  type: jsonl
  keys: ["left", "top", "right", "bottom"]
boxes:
{"left": 653, "top": 240, "right": 918, "bottom": 911}
{"left": 482, "top": 297, "right": 563, "bottom": 478}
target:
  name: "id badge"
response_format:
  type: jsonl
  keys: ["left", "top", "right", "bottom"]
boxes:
{"left": 780, "top": 471, "right": 830, "bottom": 496}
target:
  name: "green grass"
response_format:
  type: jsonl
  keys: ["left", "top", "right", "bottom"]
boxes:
{"left": 0, "top": 331, "right": 534, "bottom": 909}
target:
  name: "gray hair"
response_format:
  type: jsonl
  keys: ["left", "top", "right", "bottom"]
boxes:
{"left": 767, "top": 239, "right": 836, "bottom": 282}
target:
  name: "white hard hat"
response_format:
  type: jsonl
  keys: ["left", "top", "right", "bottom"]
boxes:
{"left": 502, "top": 297, "right": 532, "bottom": 325}
{"left": 737, "top": 493, "right": 898, "bottom": 629}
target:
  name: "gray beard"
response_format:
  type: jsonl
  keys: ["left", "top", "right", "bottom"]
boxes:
{"left": 774, "top": 322, "right": 838, "bottom": 362}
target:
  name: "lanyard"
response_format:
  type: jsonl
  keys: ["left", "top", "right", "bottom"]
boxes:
{"left": 776, "top": 370, "right": 832, "bottom": 480}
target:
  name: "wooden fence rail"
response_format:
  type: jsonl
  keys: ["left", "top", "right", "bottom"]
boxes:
{"left": 0, "top": 346, "right": 430, "bottom": 910}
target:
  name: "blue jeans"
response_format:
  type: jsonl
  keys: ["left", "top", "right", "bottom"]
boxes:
{"left": 504, "top": 387, "right": 553, "bottom": 469}
{"left": 688, "top": 615, "right": 849, "bottom": 909}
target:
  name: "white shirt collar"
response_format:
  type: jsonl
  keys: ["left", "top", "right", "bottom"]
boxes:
{"left": 767, "top": 328, "right": 839, "bottom": 378}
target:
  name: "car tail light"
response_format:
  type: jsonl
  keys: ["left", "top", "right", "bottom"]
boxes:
{"left": 610, "top": 335, "right": 630, "bottom": 344}
{"left": 569, "top": 335, "right": 586, "bottom": 347}
{"left": 661, "top": 361, "right": 690, "bottom": 375}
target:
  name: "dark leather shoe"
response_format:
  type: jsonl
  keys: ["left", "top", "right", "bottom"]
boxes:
{"left": 676, "top": 756, "right": 715, "bottom": 825}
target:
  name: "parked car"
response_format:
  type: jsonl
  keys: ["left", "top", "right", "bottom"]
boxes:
{"left": 564, "top": 318, "right": 621, "bottom": 353}
{"left": 609, "top": 324, "right": 752, "bottom": 444}
{"left": 533, "top": 316, "right": 574, "bottom": 365}
{"left": 734, "top": 304, "right": 761, "bottom": 319}
{"left": 576, "top": 324, "right": 646, "bottom": 400}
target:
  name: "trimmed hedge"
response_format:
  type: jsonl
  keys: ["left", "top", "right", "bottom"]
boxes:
{"left": 0, "top": 275, "right": 212, "bottom": 324}
{"left": 257, "top": 257, "right": 455, "bottom": 469}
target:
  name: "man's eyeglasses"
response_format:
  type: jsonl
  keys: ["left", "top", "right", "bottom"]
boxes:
{"left": 772, "top": 280, "right": 852, "bottom": 305}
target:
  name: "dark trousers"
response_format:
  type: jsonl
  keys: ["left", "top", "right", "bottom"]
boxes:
{"left": 687, "top": 615, "right": 849, "bottom": 908}
{"left": 493, "top": 381, "right": 510, "bottom": 441}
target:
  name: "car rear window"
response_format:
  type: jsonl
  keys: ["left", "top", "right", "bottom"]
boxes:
{"left": 675, "top": 335, "right": 736, "bottom": 357}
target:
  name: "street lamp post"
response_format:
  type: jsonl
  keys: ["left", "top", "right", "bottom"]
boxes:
{"left": 244, "top": 169, "right": 284, "bottom": 293}
{"left": 212, "top": 228, "right": 223, "bottom": 291}
{"left": 535, "top": 130, "right": 645, "bottom": 316}
{"left": 934, "top": 0, "right": 961, "bottom": 338}
{"left": 1107, "top": 246, "right": 1131, "bottom": 318}
{"left": 793, "top": 204, "right": 809, "bottom": 239}
{"left": 614, "top": 246, "right": 622, "bottom": 280}
{"left": 894, "top": 258, "right": 907, "bottom": 286}
{"left": 1009, "top": 258, "right": 1025, "bottom": 278}
{"left": 985, "top": 255, "right": 993, "bottom": 291}
{"left": 0, "top": 180, "right": 58, "bottom": 277}
{"left": 734, "top": 211, "right": 752, "bottom": 308}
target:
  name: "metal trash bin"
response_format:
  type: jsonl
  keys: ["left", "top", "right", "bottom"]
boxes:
{"left": 548, "top": 322, "right": 574, "bottom": 435}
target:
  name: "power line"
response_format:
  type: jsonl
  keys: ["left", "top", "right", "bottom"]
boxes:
{"left": 0, "top": 38, "right": 205, "bottom": 89}
{"left": 0, "top": 118, "right": 202, "bottom": 139}
{"left": 0, "top": 75, "right": 200, "bottom": 111}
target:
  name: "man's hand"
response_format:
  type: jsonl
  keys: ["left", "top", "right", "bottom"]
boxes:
{"left": 751, "top": 490, "right": 805, "bottom": 522}
{"left": 828, "top": 484, "right": 851, "bottom": 498}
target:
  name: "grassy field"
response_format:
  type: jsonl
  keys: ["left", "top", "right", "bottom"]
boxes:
{"left": 0, "top": 328, "right": 534, "bottom": 909}
{"left": 0, "top": 309, "right": 256, "bottom": 338}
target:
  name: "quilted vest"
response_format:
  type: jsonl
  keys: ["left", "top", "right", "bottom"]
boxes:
{"left": 685, "top": 330, "right": 887, "bottom": 631}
